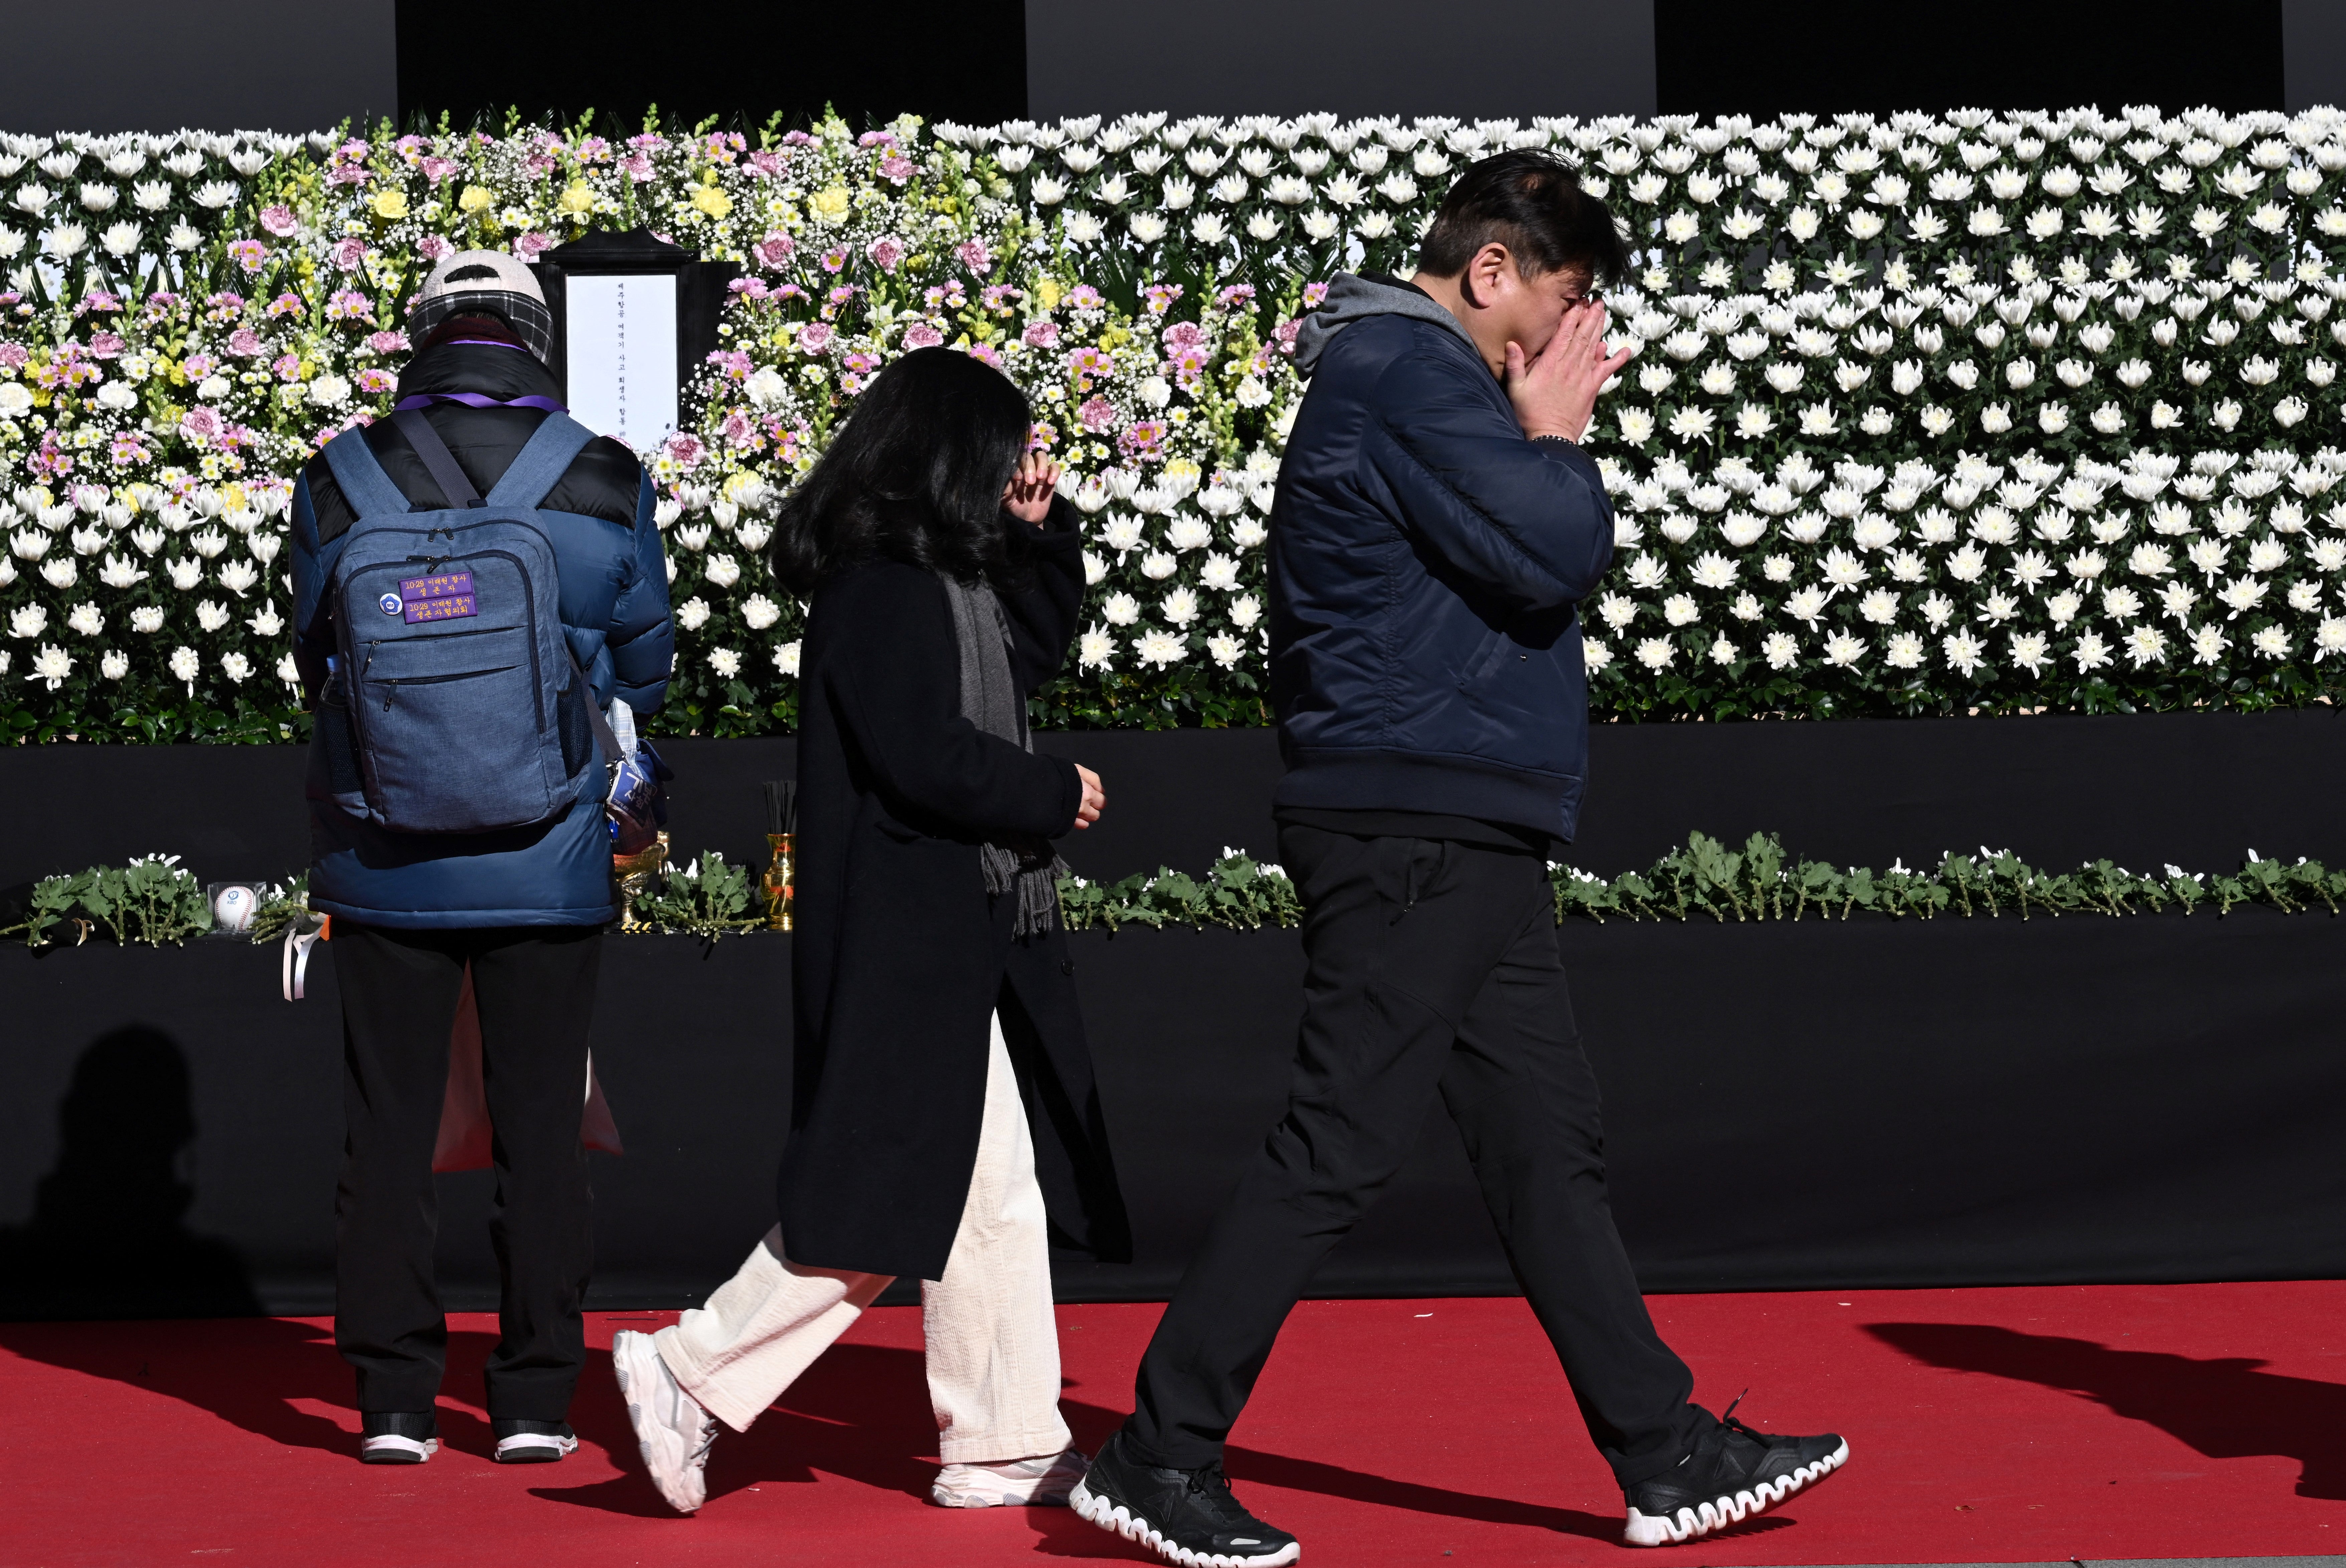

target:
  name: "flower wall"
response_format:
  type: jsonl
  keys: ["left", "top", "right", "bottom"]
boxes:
{"left": 5, "top": 104, "right": 2346, "bottom": 742}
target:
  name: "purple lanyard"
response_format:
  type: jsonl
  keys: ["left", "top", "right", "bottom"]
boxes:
{"left": 392, "top": 391, "right": 570, "bottom": 414}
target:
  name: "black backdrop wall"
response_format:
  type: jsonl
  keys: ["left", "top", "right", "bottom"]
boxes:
{"left": 9, "top": 1, "right": 2342, "bottom": 137}
{"left": 11, "top": 710, "right": 2346, "bottom": 899}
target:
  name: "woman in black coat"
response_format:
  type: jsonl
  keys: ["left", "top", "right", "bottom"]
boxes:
{"left": 611, "top": 348, "right": 1129, "bottom": 1516}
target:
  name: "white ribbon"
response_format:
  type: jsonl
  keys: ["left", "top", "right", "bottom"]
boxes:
{"left": 283, "top": 917, "right": 325, "bottom": 1001}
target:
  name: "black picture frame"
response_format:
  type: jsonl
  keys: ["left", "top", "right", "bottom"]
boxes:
{"left": 530, "top": 228, "right": 739, "bottom": 431}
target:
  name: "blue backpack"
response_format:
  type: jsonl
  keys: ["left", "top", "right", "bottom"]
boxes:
{"left": 319, "top": 410, "right": 602, "bottom": 835}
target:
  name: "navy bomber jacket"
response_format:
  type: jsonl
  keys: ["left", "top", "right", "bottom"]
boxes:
{"left": 1268, "top": 274, "right": 1616, "bottom": 843}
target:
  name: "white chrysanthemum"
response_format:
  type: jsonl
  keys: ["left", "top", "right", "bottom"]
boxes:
{"left": 30, "top": 643, "right": 72, "bottom": 689}
{"left": 220, "top": 651, "right": 253, "bottom": 683}
{"left": 1633, "top": 636, "right": 1674, "bottom": 670}
{"left": 2070, "top": 631, "right": 2114, "bottom": 672}
{"left": 1822, "top": 630, "right": 1865, "bottom": 667}
{"left": 1759, "top": 631, "right": 1799, "bottom": 669}
{"left": 2009, "top": 632, "right": 2051, "bottom": 675}
{"left": 1133, "top": 628, "right": 1187, "bottom": 668}
{"left": 703, "top": 554, "right": 741, "bottom": 589}
{"left": 102, "top": 649, "right": 131, "bottom": 680}
{"left": 741, "top": 593, "right": 782, "bottom": 630}
{"left": 130, "top": 606, "right": 165, "bottom": 634}
{"left": 675, "top": 597, "right": 711, "bottom": 631}
{"left": 2188, "top": 624, "right": 2229, "bottom": 664}
{"left": 705, "top": 647, "right": 741, "bottom": 678}
{"left": 1161, "top": 587, "right": 1199, "bottom": 627}
{"left": 1662, "top": 594, "right": 1699, "bottom": 627}
{"left": 1205, "top": 632, "right": 1244, "bottom": 669}
{"left": 2249, "top": 625, "right": 2291, "bottom": 659}
{"left": 1228, "top": 594, "right": 1262, "bottom": 629}
{"left": 167, "top": 644, "right": 201, "bottom": 685}
{"left": 64, "top": 601, "right": 104, "bottom": 637}
{"left": 276, "top": 651, "right": 299, "bottom": 686}
{"left": 772, "top": 640, "right": 802, "bottom": 677}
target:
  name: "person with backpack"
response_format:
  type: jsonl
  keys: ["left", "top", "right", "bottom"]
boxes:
{"left": 609, "top": 346, "right": 1129, "bottom": 1516}
{"left": 289, "top": 249, "right": 674, "bottom": 1466}
{"left": 1070, "top": 154, "right": 1849, "bottom": 1564}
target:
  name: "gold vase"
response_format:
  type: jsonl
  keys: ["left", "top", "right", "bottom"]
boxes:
{"left": 763, "top": 832, "right": 796, "bottom": 931}
{"left": 612, "top": 831, "right": 670, "bottom": 933}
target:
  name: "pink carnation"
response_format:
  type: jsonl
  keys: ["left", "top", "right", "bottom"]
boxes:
{"left": 1162, "top": 320, "right": 1206, "bottom": 352}
{"left": 866, "top": 236, "right": 904, "bottom": 272}
{"left": 753, "top": 231, "right": 794, "bottom": 270}
{"left": 0, "top": 343, "right": 26, "bottom": 369}
{"left": 797, "top": 321, "right": 834, "bottom": 354}
{"left": 514, "top": 231, "right": 553, "bottom": 261}
{"left": 1078, "top": 396, "right": 1116, "bottom": 432}
{"left": 955, "top": 240, "right": 991, "bottom": 276}
{"left": 1021, "top": 321, "right": 1060, "bottom": 349}
{"left": 330, "top": 236, "right": 367, "bottom": 270}
{"left": 904, "top": 322, "right": 945, "bottom": 350}
{"left": 180, "top": 406, "right": 224, "bottom": 441}
{"left": 417, "top": 235, "right": 455, "bottom": 261}
{"left": 880, "top": 156, "right": 916, "bottom": 183}
{"left": 747, "top": 151, "right": 784, "bottom": 178}
{"left": 365, "top": 330, "right": 409, "bottom": 354}
{"left": 260, "top": 205, "right": 300, "bottom": 237}
{"left": 421, "top": 157, "right": 458, "bottom": 184}
{"left": 226, "top": 328, "right": 264, "bottom": 358}
{"left": 89, "top": 332, "right": 125, "bottom": 359}
{"left": 662, "top": 431, "right": 705, "bottom": 468}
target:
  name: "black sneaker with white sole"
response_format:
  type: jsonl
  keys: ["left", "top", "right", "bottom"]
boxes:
{"left": 1070, "top": 1431, "right": 1300, "bottom": 1567}
{"left": 359, "top": 1411, "right": 439, "bottom": 1464}
{"left": 1622, "top": 1399, "right": 1848, "bottom": 1546}
{"left": 492, "top": 1419, "right": 579, "bottom": 1463}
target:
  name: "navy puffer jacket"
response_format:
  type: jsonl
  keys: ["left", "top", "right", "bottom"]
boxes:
{"left": 289, "top": 341, "right": 674, "bottom": 929}
{"left": 1269, "top": 274, "right": 1616, "bottom": 842}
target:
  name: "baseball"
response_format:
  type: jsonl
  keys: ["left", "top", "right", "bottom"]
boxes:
{"left": 212, "top": 885, "right": 257, "bottom": 933}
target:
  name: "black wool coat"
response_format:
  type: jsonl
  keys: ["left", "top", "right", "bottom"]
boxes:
{"left": 777, "top": 500, "right": 1132, "bottom": 1281}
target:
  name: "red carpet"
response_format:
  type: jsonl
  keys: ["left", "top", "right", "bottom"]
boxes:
{"left": 5, "top": 1282, "right": 2343, "bottom": 1567}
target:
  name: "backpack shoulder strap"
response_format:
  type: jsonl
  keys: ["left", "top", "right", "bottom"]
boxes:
{"left": 320, "top": 424, "right": 414, "bottom": 522}
{"left": 485, "top": 413, "right": 598, "bottom": 511}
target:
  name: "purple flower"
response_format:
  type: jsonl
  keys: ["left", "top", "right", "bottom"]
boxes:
{"left": 358, "top": 368, "right": 396, "bottom": 394}
{"left": 1161, "top": 320, "right": 1206, "bottom": 353}
{"left": 1217, "top": 283, "right": 1257, "bottom": 306}
{"left": 272, "top": 353, "right": 301, "bottom": 382}
{"left": 0, "top": 343, "right": 26, "bottom": 370}
{"left": 182, "top": 352, "right": 218, "bottom": 379}
{"left": 662, "top": 430, "right": 705, "bottom": 468}
{"left": 1144, "top": 282, "right": 1185, "bottom": 315}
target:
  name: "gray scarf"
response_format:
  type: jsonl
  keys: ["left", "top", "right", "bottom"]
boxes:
{"left": 941, "top": 574, "right": 1066, "bottom": 938}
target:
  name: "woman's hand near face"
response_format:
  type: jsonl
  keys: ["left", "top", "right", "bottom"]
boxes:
{"left": 1003, "top": 451, "right": 1062, "bottom": 526}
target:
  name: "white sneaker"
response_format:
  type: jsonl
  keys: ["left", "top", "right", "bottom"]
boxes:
{"left": 932, "top": 1449, "right": 1090, "bottom": 1508}
{"left": 492, "top": 1420, "right": 580, "bottom": 1463}
{"left": 611, "top": 1329, "right": 720, "bottom": 1514}
{"left": 359, "top": 1412, "right": 439, "bottom": 1464}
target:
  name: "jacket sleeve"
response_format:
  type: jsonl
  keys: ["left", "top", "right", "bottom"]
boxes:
{"left": 289, "top": 467, "right": 334, "bottom": 702}
{"left": 823, "top": 566, "right": 1082, "bottom": 840}
{"left": 1363, "top": 347, "right": 1616, "bottom": 615}
{"left": 605, "top": 470, "right": 675, "bottom": 713}
{"left": 998, "top": 494, "right": 1084, "bottom": 693}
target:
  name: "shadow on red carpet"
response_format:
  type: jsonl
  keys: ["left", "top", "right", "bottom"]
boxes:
{"left": 1868, "top": 1320, "right": 2346, "bottom": 1501}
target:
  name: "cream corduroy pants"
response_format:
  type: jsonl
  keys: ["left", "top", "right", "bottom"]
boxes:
{"left": 652, "top": 1013, "right": 1071, "bottom": 1464}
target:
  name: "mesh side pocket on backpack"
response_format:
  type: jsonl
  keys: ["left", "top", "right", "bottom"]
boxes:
{"left": 557, "top": 677, "right": 594, "bottom": 778}
{"left": 318, "top": 688, "right": 363, "bottom": 795}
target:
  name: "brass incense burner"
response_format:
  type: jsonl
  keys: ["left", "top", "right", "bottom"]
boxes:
{"left": 613, "top": 831, "right": 670, "bottom": 933}
{"left": 763, "top": 832, "right": 796, "bottom": 931}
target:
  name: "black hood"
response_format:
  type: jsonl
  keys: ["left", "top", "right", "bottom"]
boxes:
{"left": 394, "top": 340, "right": 563, "bottom": 404}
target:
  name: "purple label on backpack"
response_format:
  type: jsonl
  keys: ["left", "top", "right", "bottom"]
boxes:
{"left": 399, "top": 570, "right": 477, "bottom": 624}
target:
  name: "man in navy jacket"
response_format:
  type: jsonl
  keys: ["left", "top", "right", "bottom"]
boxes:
{"left": 1073, "top": 155, "right": 1847, "bottom": 1565}
{"left": 290, "top": 251, "right": 672, "bottom": 1468}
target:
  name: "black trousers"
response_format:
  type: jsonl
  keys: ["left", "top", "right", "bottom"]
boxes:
{"left": 332, "top": 922, "right": 601, "bottom": 1420}
{"left": 1125, "top": 825, "right": 1715, "bottom": 1487}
